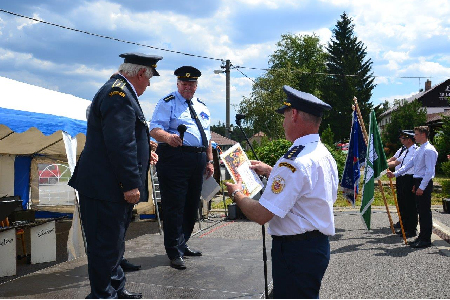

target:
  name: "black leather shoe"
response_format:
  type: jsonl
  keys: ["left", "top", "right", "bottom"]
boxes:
{"left": 120, "top": 259, "right": 141, "bottom": 272}
{"left": 118, "top": 289, "right": 142, "bottom": 299}
{"left": 396, "top": 230, "right": 416, "bottom": 238}
{"left": 410, "top": 240, "right": 431, "bottom": 248}
{"left": 408, "top": 238, "right": 421, "bottom": 246}
{"left": 170, "top": 257, "right": 186, "bottom": 270}
{"left": 184, "top": 246, "right": 202, "bottom": 257}
{"left": 405, "top": 231, "right": 417, "bottom": 238}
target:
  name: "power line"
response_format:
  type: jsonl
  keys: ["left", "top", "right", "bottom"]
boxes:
{"left": 1, "top": 9, "right": 434, "bottom": 81}
{"left": 0, "top": 9, "right": 224, "bottom": 62}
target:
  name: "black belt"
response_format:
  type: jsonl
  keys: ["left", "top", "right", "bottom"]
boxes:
{"left": 159, "top": 143, "right": 206, "bottom": 153}
{"left": 272, "top": 230, "right": 324, "bottom": 241}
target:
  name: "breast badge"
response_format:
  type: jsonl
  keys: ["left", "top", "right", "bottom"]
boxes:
{"left": 271, "top": 176, "right": 285, "bottom": 194}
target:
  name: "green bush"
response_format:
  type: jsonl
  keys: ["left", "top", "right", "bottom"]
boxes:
{"left": 441, "top": 179, "right": 450, "bottom": 198}
{"left": 247, "top": 139, "right": 292, "bottom": 166}
{"left": 247, "top": 138, "right": 346, "bottom": 179}
{"left": 440, "top": 161, "right": 450, "bottom": 177}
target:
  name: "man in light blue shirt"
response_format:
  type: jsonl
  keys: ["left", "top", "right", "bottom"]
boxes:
{"left": 150, "top": 66, "right": 214, "bottom": 270}
{"left": 387, "top": 126, "right": 438, "bottom": 248}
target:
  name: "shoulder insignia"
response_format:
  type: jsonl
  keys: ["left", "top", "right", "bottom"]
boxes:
{"left": 111, "top": 79, "right": 126, "bottom": 90}
{"left": 197, "top": 98, "right": 206, "bottom": 105}
{"left": 109, "top": 90, "right": 126, "bottom": 98}
{"left": 283, "top": 145, "right": 304, "bottom": 160}
{"left": 271, "top": 176, "right": 285, "bottom": 194}
{"left": 278, "top": 162, "right": 296, "bottom": 173}
{"left": 163, "top": 95, "right": 175, "bottom": 102}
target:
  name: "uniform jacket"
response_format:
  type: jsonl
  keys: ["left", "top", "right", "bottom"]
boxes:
{"left": 69, "top": 74, "right": 150, "bottom": 203}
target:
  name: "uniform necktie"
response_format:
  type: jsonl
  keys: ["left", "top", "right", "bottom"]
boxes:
{"left": 400, "top": 149, "right": 409, "bottom": 167}
{"left": 186, "top": 100, "right": 208, "bottom": 148}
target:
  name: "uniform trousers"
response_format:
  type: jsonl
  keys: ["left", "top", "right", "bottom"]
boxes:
{"left": 271, "top": 234, "right": 330, "bottom": 299}
{"left": 414, "top": 178, "right": 433, "bottom": 242}
{"left": 397, "top": 175, "right": 417, "bottom": 232}
{"left": 156, "top": 146, "right": 206, "bottom": 259}
{"left": 79, "top": 194, "right": 133, "bottom": 299}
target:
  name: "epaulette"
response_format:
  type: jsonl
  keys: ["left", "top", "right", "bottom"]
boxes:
{"left": 283, "top": 145, "right": 304, "bottom": 160}
{"left": 108, "top": 79, "right": 127, "bottom": 98}
{"left": 111, "top": 78, "right": 126, "bottom": 90}
{"left": 197, "top": 98, "right": 206, "bottom": 105}
{"left": 163, "top": 94, "right": 175, "bottom": 102}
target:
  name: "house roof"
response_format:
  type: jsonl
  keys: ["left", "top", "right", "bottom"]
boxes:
{"left": 427, "top": 109, "right": 450, "bottom": 124}
{"left": 250, "top": 131, "right": 266, "bottom": 138}
{"left": 211, "top": 131, "right": 237, "bottom": 146}
{"left": 380, "top": 79, "right": 447, "bottom": 117}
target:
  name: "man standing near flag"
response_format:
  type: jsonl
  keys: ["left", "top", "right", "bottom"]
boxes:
{"left": 387, "top": 130, "right": 417, "bottom": 238}
{"left": 225, "top": 85, "right": 338, "bottom": 299}
{"left": 387, "top": 126, "right": 438, "bottom": 248}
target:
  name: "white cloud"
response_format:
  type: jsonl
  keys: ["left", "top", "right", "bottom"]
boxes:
{"left": 16, "top": 13, "right": 41, "bottom": 30}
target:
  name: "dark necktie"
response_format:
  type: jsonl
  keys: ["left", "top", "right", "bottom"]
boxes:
{"left": 186, "top": 100, "right": 208, "bottom": 148}
{"left": 400, "top": 149, "right": 409, "bottom": 167}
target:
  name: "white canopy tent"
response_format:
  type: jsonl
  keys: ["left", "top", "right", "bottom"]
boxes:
{"left": 0, "top": 76, "right": 90, "bottom": 260}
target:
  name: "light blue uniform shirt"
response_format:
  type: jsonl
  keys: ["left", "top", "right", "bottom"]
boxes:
{"left": 150, "top": 91, "right": 211, "bottom": 147}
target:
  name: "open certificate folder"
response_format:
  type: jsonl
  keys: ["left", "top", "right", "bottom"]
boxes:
{"left": 220, "top": 143, "right": 263, "bottom": 198}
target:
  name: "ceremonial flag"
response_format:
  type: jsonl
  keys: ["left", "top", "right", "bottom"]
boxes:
{"left": 360, "top": 110, "right": 387, "bottom": 230}
{"left": 340, "top": 110, "right": 367, "bottom": 206}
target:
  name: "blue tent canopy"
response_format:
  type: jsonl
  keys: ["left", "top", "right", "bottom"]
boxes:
{"left": 0, "top": 107, "right": 87, "bottom": 137}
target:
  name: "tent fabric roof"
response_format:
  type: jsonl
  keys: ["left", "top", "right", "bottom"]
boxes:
{"left": 0, "top": 107, "right": 87, "bottom": 137}
{"left": 0, "top": 76, "right": 89, "bottom": 158}
{"left": 0, "top": 76, "right": 91, "bottom": 121}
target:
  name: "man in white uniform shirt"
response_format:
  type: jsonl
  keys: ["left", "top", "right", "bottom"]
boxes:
{"left": 387, "top": 126, "right": 438, "bottom": 248}
{"left": 388, "top": 130, "right": 418, "bottom": 238}
{"left": 225, "top": 85, "right": 338, "bottom": 298}
{"left": 387, "top": 133, "right": 408, "bottom": 229}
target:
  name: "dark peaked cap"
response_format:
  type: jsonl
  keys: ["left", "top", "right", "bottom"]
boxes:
{"left": 119, "top": 52, "right": 163, "bottom": 76}
{"left": 174, "top": 66, "right": 201, "bottom": 81}
{"left": 401, "top": 130, "right": 415, "bottom": 139}
{"left": 276, "top": 85, "right": 332, "bottom": 117}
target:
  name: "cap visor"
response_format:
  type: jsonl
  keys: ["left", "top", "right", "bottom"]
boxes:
{"left": 152, "top": 69, "right": 160, "bottom": 76}
{"left": 276, "top": 105, "right": 289, "bottom": 114}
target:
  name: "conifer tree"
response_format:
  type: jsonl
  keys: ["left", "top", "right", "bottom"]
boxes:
{"left": 322, "top": 12, "right": 376, "bottom": 142}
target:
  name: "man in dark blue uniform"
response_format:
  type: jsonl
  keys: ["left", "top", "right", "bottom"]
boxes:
{"left": 150, "top": 66, "right": 214, "bottom": 270}
{"left": 69, "top": 53, "right": 162, "bottom": 299}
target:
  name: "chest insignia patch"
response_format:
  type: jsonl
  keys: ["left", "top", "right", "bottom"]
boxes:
{"left": 279, "top": 162, "right": 296, "bottom": 173}
{"left": 200, "top": 111, "right": 209, "bottom": 120}
{"left": 271, "top": 176, "right": 285, "bottom": 194}
{"left": 283, "top": 145, "right": 304, "bottom": 160}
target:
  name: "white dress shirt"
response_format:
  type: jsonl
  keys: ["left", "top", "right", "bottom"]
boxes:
{"left": 259, "top": 134, "right": 338, "bottom": 236}
{"left": 394, "top": 141, "right": 438, "bottom": 190}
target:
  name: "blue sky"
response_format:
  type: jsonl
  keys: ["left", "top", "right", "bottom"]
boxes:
{"left": 1, "top": 0, "right": 450, "bottom": 126}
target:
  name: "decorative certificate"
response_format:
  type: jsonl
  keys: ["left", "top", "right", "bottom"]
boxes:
{"left": 220, "top": 143, "right": 263, "bottom": 198}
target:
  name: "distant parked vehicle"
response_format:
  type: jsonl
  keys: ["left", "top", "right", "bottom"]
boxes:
{"left": 38, "top": 164, "right": 62, "bottom": 184}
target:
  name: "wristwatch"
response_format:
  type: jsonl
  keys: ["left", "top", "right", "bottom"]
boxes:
{"left": 207, "top": 160, "right": 214, "bottom": 164}
{"left": 231, "top": 189, "right": 242, "bottom": 202}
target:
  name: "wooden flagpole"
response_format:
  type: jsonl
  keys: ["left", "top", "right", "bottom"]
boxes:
{"left": 389, "top": 178, "right": 407, "bottom": 244}
{"left": 353, "top": 97, "right": 395, "bottom": 234}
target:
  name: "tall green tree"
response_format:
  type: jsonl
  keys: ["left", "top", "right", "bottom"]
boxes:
{"left": 382, "top": 99, "right": 426, "bottom": 154}
{"left": 322, "top": 12, "right": 376, "bottom": 142}
{"left": 238, "top": 33, "right": 327, "bottom": 139}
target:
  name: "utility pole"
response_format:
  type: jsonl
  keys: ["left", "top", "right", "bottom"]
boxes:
{"left": 225, "top": 59, "right": 231, "bottom": 138}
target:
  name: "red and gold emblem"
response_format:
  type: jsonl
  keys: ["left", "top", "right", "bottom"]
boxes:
{"left": 271, "top": 176, "right": 285, "bottom": 194}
